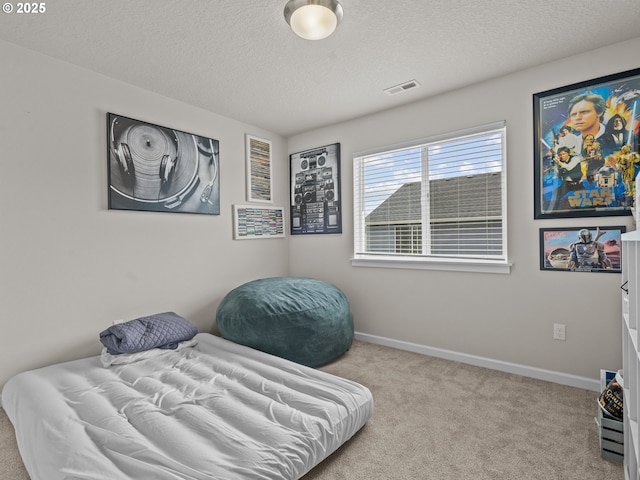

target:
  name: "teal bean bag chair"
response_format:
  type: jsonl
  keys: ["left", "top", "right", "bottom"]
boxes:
{"left": 216, "top": 277, "right": 354, "bottom": 367}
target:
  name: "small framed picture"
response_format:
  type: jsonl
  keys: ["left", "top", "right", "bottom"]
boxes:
{"left": 233, "top": 205, "right": 285, "bottom": 240}
{"left": 539, "top": 226, "right": 625, "bottom": 273}
{"left": 245, "top": 134, "right": 273, "bottom": 203}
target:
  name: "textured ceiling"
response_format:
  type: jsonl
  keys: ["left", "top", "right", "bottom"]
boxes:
{"left": 1, "top": 0, "right": 639, "bottom": 137}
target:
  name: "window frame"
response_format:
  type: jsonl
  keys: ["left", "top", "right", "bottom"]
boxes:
{"left": 351, "top": 121, "right": 511, "bottom": 274}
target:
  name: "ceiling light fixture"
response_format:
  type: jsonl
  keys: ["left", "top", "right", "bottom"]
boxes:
{"left": 284, "top": 0, "right": 343, "bottom": 41}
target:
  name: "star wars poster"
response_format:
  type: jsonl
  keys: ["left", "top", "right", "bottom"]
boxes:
{"left": 289, "top": 143, "right": 342, "bottom": 235}
{"left": 533, "top": 68, "right": 640, "bottom": 219}
{"left": 540, "top": 226, "right": 625, "bottom": 273}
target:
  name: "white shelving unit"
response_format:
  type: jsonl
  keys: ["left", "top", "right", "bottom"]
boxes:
{"left": 622, "top": 230, "right": 640, "bottom": 480}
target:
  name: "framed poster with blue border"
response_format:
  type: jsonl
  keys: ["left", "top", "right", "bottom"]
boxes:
{"left": 533, "top": 68, "right": 640, "bottom": 219}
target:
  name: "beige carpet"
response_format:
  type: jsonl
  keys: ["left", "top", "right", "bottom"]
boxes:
{"left": 0, "top": 340, "right": 624, "bottom": 479}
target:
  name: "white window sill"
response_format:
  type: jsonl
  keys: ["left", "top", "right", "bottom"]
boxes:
{"left": 350, "top": 255, "right": 512, "bottom": 274}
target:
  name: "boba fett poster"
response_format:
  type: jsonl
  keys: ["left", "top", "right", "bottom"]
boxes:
{"left": 539, "top": 226, "right": 624, "bottom": 273}
{"left": 289, "top": 143, "right": 342, "bottom": 235}
{"left": 108, "top": 113, "right": 220, "bottom": 215}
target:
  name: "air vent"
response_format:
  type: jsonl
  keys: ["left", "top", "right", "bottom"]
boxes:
{"left": 384, "top": 79, "right": 421, "bottom": 96}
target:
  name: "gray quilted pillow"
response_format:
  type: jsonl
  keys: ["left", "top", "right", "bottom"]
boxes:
{"left": 99, "top": 312, "right": 198, "bottom": 355}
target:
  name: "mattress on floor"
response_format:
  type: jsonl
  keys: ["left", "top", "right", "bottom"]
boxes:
{"left": 2, "top": 333, "right": 372, "bottom": 480}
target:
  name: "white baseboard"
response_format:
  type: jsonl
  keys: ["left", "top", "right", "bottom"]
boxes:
{"left": 354, "top": 331, "right": 600, "bottom": 392}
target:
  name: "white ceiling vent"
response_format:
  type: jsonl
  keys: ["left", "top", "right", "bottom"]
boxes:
{"left": 384, "top": 79, "right": 421, "bottom": 96}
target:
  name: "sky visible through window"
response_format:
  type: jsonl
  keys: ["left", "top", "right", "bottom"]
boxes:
{"left": 362, "top": 133, "right": 502, "bottom": 215}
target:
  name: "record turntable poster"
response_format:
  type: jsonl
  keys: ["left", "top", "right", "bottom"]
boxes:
{"left": 289, "top": 143, "right": 342, "bottom": 235}
{"left": 107, "top": 113, "right": 220, "bottom": 215}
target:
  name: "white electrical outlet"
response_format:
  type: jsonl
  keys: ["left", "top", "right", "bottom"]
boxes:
{"left": 553, "top": 323, "right": 566, "bottom": 341}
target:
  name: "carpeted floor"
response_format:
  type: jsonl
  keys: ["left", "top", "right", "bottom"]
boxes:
{"left": 0, "top": 340, "right": 624, "bottom": 479}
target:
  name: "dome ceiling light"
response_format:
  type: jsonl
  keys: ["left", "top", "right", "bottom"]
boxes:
{"left": 284, "top": 0, "right": 344, "bottom": 41}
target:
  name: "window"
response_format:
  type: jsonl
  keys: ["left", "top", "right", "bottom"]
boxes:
{"left": 353, "top": 122, "right": 510, "bottom": 273}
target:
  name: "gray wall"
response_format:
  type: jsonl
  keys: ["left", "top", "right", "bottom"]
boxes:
{"left": 2, "top": 36, "right": 639, "bottom": 390}
{"left": 0, "top": 40, "right": 290, "bottom": 386}
{"left": 288, "top": 37, "right": 640, "bottom": 381}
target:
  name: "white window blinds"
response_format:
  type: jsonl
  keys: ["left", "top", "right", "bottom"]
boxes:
{"left": 354, "top": 122, "right": 507, "bottom": 262}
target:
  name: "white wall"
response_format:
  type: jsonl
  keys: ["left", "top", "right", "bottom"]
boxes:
{"left": 2, "top": 37, "right": 638, "bottom": 391}
{"left": 288, "top": 37, "right": 640, "bottom": 381}
{"left": 0, "top": 40, "right": 289, "bottom": 386}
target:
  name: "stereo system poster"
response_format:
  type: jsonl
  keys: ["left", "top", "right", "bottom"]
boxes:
{"left": 289, "top": 143, "right": 342, "bottom": 235}
{"left": 533, "top": 68, "right": 640, "bottom": 219}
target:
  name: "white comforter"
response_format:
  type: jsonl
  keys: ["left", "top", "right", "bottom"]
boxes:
{"left": 2, "top": 333, "right": 373, "bottom": 479}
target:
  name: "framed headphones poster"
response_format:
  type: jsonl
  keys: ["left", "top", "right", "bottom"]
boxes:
{"left": 289, "top": 142, "right": 342, "bottom": 235}
{"left": 107, "top": 113, "right": 220, "bottom": 215}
